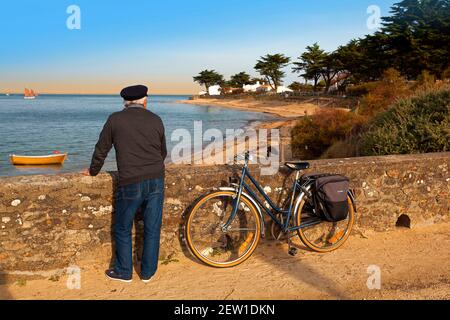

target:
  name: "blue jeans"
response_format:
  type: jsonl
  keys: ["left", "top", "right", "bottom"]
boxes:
{"left": 113, "top": 177, "right": 164, "bottom": 279}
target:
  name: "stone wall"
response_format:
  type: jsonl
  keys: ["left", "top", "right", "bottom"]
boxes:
{"left": 0, "top": 152, "right": 449, "bottom": 277}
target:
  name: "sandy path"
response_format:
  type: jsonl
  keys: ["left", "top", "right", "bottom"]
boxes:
{"left": 1, "top": 223, "right": 449, "bottom": 300}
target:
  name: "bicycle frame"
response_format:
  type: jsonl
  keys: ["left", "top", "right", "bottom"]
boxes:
{"left": 223, "top": 159, "right": 322, "bottom": 233}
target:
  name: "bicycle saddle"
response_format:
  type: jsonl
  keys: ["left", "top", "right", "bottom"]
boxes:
{"left": 285, "top": 161, "right": 310, "bottom": 171}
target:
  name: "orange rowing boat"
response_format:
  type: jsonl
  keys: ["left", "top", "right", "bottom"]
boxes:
{"left": 10, "top": 153, "right": 68, "bottom": 165}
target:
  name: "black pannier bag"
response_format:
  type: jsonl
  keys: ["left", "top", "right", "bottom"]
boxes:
{"left": 314, "top": 175, "right": 349, "bottom": 222}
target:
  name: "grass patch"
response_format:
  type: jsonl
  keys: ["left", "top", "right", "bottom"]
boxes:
{"left": 16, "top": 279, "right": 27, "bottom": 287}
{"left": 49, "top": 274, "right": 60, "bottom": 282}
{"left": 161, "top": 258, "right": 179, "bottom": 265}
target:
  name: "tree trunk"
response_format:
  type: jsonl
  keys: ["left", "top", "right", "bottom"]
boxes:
{"left": 267, "top": 76, "right": 275, "bottom": 91}
{"left": 313, "top": 77, "right": 319, "bottom": 92}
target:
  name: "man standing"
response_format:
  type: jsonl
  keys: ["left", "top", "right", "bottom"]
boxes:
{"left": 85, "top": 85, "right": 167, "bottom": 283}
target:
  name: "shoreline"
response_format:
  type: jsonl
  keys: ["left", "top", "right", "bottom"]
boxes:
{"left": 0, "top": 97, "right": 302, "bottom": 175}
{"left": 176, "top": 97, "right": 323, "bottom": 118}
{"left": 169, "top": 98, "right": 307, "bottom": 165}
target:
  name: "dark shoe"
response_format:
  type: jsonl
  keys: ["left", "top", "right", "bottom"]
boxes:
{"left": 105, "top": 269, "right": 132, "bottom": 283}
{"left": 140, "top": 275, "right": 152, "bottom": 283}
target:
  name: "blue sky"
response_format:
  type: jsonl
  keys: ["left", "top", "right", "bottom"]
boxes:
{"left": 0, "top": 0, "right": 397, "bottom": 94}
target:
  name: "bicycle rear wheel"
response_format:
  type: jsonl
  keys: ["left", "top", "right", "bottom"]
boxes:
{"left": 185, "top": 191, "right": 261, "bottom": 268}
{"left": 296, "top": 195, "right": 355, "bottom": 252}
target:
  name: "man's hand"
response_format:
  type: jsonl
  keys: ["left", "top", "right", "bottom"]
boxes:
{"left": 81, "top": 168, "right": 91, "bottom": 176}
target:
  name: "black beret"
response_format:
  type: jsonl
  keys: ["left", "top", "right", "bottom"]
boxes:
{"left": 120, "top": 85, "right": 148, "bottom": 101}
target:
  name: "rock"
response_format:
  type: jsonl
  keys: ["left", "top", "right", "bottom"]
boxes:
{"left": 263, "top": 186, "right": 272, "bottom": 194}
{"left": 11, "top": 199, "right": 21, "bottom": 207}
{"left": 386, "top": 169, "right": 401, "bottom": 179}
{"left": 2, "top": 217, "right": 11, "bottom": 224}
{"left": 92, "top": 205, "right": 113, "bottom": 217}
{"left": 80, "top": 196, "right": 91, "bottom": 202}
{"left": 80, "top": 176, "right": 94, "bottom": 184}
{"left": 22, "top": 221, "right": 33, "bottom": 229}
{"left": 194, "top": 185, "right": 204, "bottom": 192}
{"left": 2, "top": 241, "right": 27, "bottom": 251}
{"left": 67, "top": 217, "right": 91, "bottom": 230}
{"left": 166, "top": 198, "right": 182, "bottom": 206}
{"left": 64, "top": 230, "right": 91, "bottom": 245}
{"left": 38, "top": 195, "right": 46, "bottom": 200}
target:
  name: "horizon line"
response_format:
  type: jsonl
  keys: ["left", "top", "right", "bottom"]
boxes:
{"left": 1, "top": 92, "right": 193, "bottom": 96}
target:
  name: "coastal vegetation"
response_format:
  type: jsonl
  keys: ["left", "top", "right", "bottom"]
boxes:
{"left": 293, "top": 70, "right": 450, "bottom": 159}
{"left": 228, "top": 72, "right": 252, "bottom": 88}
{"left": 193, "top": 70, "right": 224, "bottom": 93}
{"left": 254, "top": 54, "right": 291, "bottom": 91}
{"left": 359, "top": 88, "right": 450, "bottom": 156}
{"left": 194, "top": 1, "right": 449, "bottom": 94}
{"left": 291, "top": 109, "right": 365, "bottom": 159}
{"left": 192, "top": 0, "right": 450, "bottom": 159}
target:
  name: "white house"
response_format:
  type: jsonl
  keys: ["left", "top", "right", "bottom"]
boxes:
{"left": 198, "top": 85, "right": 221, "bottom": 96}
{"left": 243, "top": 81, "right": 292, "bottom": 93}
{"left": 208, "top": 85, "right": 221, "bottom": 96}
{"left": 243, "top": 81, "right": 263, "bottom": 92}
{"left": 276, "top": 86, "right": 293, "bottom": 93}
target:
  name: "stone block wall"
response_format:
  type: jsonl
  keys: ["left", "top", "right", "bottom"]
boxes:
{"left": 0, "top": 152, "right": 448, "bottom": 276}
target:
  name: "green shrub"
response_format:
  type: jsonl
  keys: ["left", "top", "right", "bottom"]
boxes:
{"left": 359, "top": 89, "right": 450, "bottom": 156}
{"left": 357, "top": 68, "right": 411, "bottom": 117}
{"left": 288, "top": 82, "right": 314, "bottom": 92}
{"left": 291, "top": 109, "right": 364, "bottom": 159}
{"left": 346, "top": 82, "right": 377, "bottom": 97}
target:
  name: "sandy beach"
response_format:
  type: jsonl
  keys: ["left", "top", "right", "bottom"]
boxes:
{"left": 175, "top": 97, "right": 347, "bottom": 164}
{"left": 177, "top": 97, "right": 323, "bottom": 118}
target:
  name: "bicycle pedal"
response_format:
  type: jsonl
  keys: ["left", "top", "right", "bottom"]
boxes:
{"left": 288, "top": 247, "right": 298, "bottom": 256}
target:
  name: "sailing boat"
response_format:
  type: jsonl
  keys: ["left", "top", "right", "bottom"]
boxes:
{"left": 24, "top": 88, "right": 37, "bottom": 99}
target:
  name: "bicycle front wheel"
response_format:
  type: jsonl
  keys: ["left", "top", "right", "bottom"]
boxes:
{"left": 185, "top": 191, "right": 261, "bottom": 268}
{"left": 296, "top": 195, "right": 355, "bottom": 252}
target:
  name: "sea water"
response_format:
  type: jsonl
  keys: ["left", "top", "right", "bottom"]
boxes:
{"left": 0, "top": 94, "right": 273, "bottom": 176}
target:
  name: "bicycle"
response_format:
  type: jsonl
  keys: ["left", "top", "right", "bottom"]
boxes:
{"left": 184, "top": 151, "right": 356, "bottom": 268}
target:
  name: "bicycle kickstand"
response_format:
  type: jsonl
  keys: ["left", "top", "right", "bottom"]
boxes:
{"left": 287, "top": 233, "right": 298, "bottom": 256}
